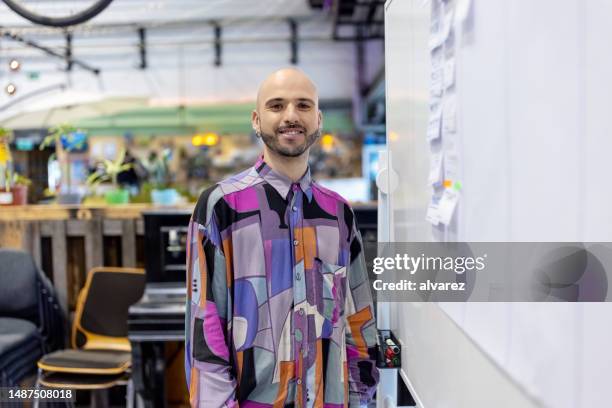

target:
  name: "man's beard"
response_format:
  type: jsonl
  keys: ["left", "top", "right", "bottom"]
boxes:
{"left": 259, "top": 127, "right": 321, "bottom": 158}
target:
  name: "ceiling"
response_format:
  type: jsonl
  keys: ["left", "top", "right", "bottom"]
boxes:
{"left": 0, "top": 0, "right": 384, "bottom": 120}
{"left": 0, "top": 0, "right": 319, "bottom": 30}
{"left": 0, "top": 0, "right": 335, "bottom": 68}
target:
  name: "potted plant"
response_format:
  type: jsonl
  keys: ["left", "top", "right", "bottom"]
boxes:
{"left": 39, "top": 123, "right": 86, "bottom": 203}
{"left": 86, "top": 148, "right": 133, "bottom": 205}
{"left": 146, "top": 149, "right": 179, "bottom": 205}
{"left": 11, "top": 173, "right": 31, "bottom": 205}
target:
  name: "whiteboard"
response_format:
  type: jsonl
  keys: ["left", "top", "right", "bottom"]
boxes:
{"left": 383, "top": 0, "right": 612, "bottom": 407}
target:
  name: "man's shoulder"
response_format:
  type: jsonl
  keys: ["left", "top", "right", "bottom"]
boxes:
{"left": 192, "top": 184, "right": 223, "bottom": 226}
{"left": 192, "top": 166, "right": 263, "bottom": 225}
{"left": 311, "top": 181, "right": 358, "bottom": 231}
{"left": 312, "top": 180, "right": 352, "bottom": 208}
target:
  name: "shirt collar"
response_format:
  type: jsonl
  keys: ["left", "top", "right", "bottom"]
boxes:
{"left": 254, "top": 155, "right": 313, "bottom": 202}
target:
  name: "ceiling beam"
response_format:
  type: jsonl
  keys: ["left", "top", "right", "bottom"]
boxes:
{"left": 138, "top": 27, "right": 147, "bottom": 69}
{"left": 213, "top": 23, "right": 222, "bottom": 67}
{"left": 2, "top": 31, "right": 101, "bottom": 75}
{"left": 289, "top": 19, "right": 298, "bottom": 65}
{"left": 65, "top": 32, "right": 73, "bottom": 71}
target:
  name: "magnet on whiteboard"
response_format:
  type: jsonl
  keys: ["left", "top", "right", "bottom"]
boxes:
{"left": 376, "top": 166, "right": 399, "bottom": 194}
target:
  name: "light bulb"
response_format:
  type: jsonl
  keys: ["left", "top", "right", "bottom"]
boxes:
{"left": 5, "top": 83, "right": 17, "bottom": 96}
{"left": 9, "top": 59, "right": 20, "bottom": 71}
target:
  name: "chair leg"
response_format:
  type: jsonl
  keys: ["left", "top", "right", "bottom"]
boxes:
{"left": 135, "top": 391, "right": 145, "bottom": 408}
{"left": 126, "top": 378, "right": 134, "bottom": 408}
{"left": 33, "top": 368, "right": 42, "bottom": 408}
{"left": 90, "top": 388, "right": 109, "bottom": 408}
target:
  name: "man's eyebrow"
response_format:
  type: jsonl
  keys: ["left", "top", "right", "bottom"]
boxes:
{"left": 264, "top": 98, "right": 285, "bottom": 105}
{"left": 264, "top": 97, "right": 315, "bottom": 105}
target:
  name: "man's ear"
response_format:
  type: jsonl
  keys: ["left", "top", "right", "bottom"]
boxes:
{"left": 318, "top": 110, "right": 323, "bottom": 131}
{"left": 251, "top": 110, "right": 260, "bottom": 133}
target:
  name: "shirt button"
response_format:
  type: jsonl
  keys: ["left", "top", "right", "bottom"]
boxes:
{"left": 296, "top": 272, "right": 301, "bottom": 281}
{"left": 298, "top": 309, "right": 304, "bottom": 316}
{"left": 292, "top": 206, "right": 297, "bottom": 212}
{"left": 297, "top": 379, "right": 302, "bottom": 385}
{"left": 293, "top": 240, "right": 299, "bottom": 246}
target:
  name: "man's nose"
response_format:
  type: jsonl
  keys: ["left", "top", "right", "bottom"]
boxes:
{"left": 282, "top": 104, "right": 300, "bottom": 123}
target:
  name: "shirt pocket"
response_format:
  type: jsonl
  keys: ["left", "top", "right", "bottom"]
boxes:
{"left": 314, "top": 257, "right": 347, "bottom": 324}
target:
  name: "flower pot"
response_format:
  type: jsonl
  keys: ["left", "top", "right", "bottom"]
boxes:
{"left": 0, "top": 189, "right": 12, "bottom": 206}
{"left": 104, "top": 189, "right": 130, "bottom": 205}
{"left": 11, "top": 185, "right": 28, "bottom": 205}
{"left": 151, "top": 188, "right": 178, "bottom": 206}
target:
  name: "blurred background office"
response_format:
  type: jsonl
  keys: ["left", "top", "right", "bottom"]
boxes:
{"left": 0, "top": 1, "right": 385, "bottom": 406}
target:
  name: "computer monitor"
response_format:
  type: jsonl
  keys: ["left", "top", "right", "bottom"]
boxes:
{"left": 142, "top": 209, "right": 191, "bottom": 284}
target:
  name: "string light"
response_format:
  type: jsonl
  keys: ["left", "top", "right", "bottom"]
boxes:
{"left": 5, "top": 83, "right": 17, "bottom": 96}
{"left": 9, "top": 59, "right": 21, "bottom": 71}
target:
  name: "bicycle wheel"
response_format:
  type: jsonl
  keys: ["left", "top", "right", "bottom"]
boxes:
{"left": 2, "top": 0, "right": 114, "bottom": 27}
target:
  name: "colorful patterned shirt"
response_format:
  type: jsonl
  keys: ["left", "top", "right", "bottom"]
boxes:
{"left": 185, "top": 156, "right": 379, "bottom": 407}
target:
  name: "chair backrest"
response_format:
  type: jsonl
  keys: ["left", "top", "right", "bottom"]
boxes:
{"left": 72, "top": 267, "right": 145, "bottom": 351}
{"left": 0, "top": 249, "right": 40, "bottom": 323}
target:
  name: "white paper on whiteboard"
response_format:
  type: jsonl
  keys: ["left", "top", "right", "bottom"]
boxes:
{"left": 437, "top": 187, "right": 460, "bottom": 225}
{"left": 429, "top": 151, "right": 444, "bottom": 186}
{"left": 427, "top": 103, "right": 443, "bottom": 142}
{"left": 439, "top": 9, "right": 454, "bottom": 44}
{"left": 431, "top": 67, "right": 444, "bottom": 96}
{"left": 426, "top": 196, "right": 442, "bottom": 226}
{"left": 432, "top": 48, "right": 444, "bottom": 71}
{"left": 444, "top": 57, "right": 456, "bottom": 89}
{"left": 455, "top": 0, "right": 473, "bottom": 24}
{"left": 444, "top": 151, "right": 460, "bottom": 181}
{"left": 443, "top": 94, "right": 458, "bottom": 133}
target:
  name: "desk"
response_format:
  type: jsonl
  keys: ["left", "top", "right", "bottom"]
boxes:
{"left": 128, "top": 292, "right": 186, "bottom": 408}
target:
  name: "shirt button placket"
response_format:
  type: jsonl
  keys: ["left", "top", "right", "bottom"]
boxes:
{"left": 290, "top": 184, "right": 307, "bottom": 406}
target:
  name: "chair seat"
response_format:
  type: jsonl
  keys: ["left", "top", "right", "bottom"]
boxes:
{"left": 0, "top": 317, "right": 40, "bottom": 356}
{"left": 0, "top": 317, "right": 42, "bottom": 387}
{"left": 38, "top": 349, "right": 131, "bottom": 374}
{"left": 40, "top": 371, "right": 128, "bottom": 390}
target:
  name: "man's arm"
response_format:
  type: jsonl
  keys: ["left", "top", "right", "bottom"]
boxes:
{"left": 185, "top": 211, "right": 237, "bottom": 407}
{"left": 345, "top": 213, "right": 380, "bottom": 407}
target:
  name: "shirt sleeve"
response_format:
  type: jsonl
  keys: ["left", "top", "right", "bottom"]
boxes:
{"left": 185, "top": 210, "right": 238, "bottom": 407}
{"left": 344, "top": 213, "right": 380, "bottom": 407}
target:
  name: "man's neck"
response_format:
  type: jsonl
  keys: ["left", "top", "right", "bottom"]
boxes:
{"left": 263, "top": 149, "right": 309, "bottom": 182}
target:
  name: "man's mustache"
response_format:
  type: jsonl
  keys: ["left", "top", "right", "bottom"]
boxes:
{"left": 276, "top": 125, "right": 306, "bottom": 133}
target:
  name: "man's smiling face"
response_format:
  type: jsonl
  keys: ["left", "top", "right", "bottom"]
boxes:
{"left": 253, "top": 68, "right": 322, "bottom": 158}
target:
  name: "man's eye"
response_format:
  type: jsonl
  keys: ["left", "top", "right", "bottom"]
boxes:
{"left": 270, "top": 104, "right": 283, "bottom": 111}
{"left": 298, "top": 103, "right": 311, "bottom": 109}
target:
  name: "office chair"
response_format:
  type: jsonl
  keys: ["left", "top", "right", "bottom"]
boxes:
{"left": 36, "top": 267, "right": 145, "bottom": 407}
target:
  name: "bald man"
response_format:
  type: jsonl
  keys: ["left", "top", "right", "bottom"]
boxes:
{"left": 185, "top": 68, "right": 379, "bottom": 407}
